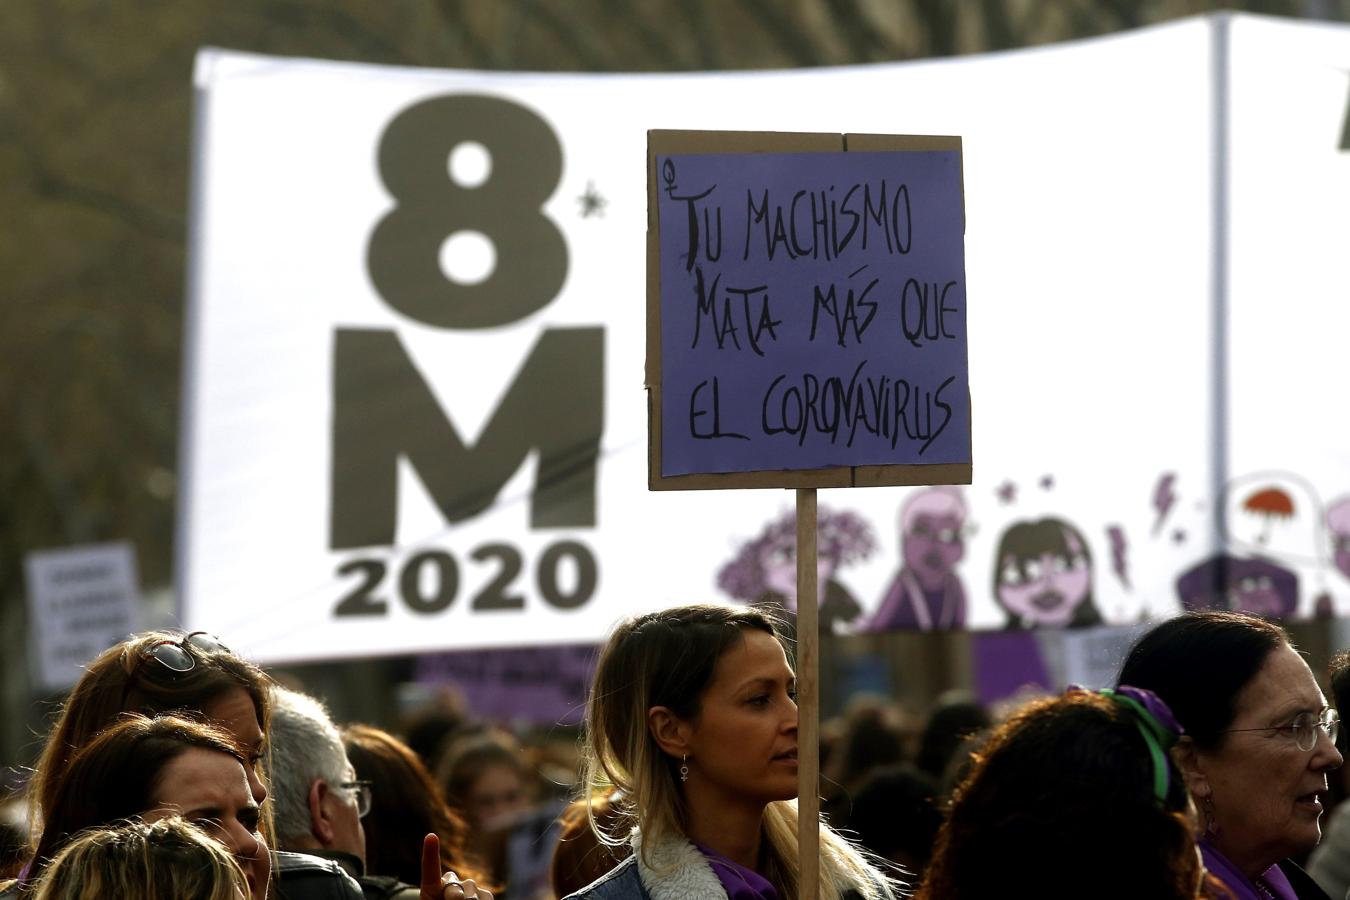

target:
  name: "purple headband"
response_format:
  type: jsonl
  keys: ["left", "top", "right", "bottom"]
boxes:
{"left": 1066, "top": 682, "right": 1183, "bottom": 738}
{"left": 1068, "top": 684, "right": 1184, "bottom": 802}
{"left": 1116, "top": 685, "right": 1183, "bottom": 736}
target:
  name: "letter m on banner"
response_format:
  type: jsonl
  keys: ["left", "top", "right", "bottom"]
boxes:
{"left": 329, "top": 327, "right": 605, "bottom": 550}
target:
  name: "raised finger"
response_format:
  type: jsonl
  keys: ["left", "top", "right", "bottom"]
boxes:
{"left": 419, "top": 834, "right": 442, "bottom": 900}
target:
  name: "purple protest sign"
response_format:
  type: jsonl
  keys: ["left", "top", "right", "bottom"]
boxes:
{"left": 655, "top": 149, "right": 969, "bottom": 478}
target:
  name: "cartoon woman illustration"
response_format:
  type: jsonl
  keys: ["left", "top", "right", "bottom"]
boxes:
{"left": 717, "top": 507, "right": 876, "bottom": 634}
{"left": 1174, "top": 553, "right": 1299, "bottom": 619}
{"left": 1329, "top": 496, "right": 1350, "bottom": 582}
{"left": 992, "top": 517, "right": 1099, "bottom": 629}
{"left": 869, "top": 487, "right": 968, "bottom": 631}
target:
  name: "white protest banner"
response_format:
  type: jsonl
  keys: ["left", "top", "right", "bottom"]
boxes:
{"left": 1222, "top": 16, "right": 1350, "bottom": 616}
{"left": 180, "top": 15, "right": 1350, "bottom": 663}
{"left": 26, "top": 542, "right": 141, "bottom": 691}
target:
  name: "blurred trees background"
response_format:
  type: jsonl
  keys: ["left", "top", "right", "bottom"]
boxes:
{"left": 3, "top": 0, "right": 1347, "bottom": 763}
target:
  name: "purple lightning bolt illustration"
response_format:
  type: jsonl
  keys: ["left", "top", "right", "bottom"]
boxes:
{"left": 1106, "top": 524, "right": 1131, "bottom": 590}
{"left": 1151, "top": 472, "right": 1177, "bottom": 536}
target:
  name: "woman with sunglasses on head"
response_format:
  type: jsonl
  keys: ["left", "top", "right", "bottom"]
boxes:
{"left": 1119, "top": 611, "right": 1343, "bottom": 900}
{"left": 563, "top": 604, "right": 898, "bottom": 900}
{"left": 14, "top": 715, "right": 270, "bottom": 898}
{"left": 916, "top": 687, "right": 1210, "bottom": 899}
{"left": 15, "top": 631, "right": 490, "bottom": 900}
{"left": 31, "top": 632, "right": 272, "bottom": 819}
{"left": 11, "top": 631, "right": 373, "bottom": 900}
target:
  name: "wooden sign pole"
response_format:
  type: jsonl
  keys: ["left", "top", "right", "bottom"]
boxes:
{"left": 796, "top": 487, "right": 820, "bottom": 900}
{"left": 646, "top": 129, "right": 970, "bottom": 900}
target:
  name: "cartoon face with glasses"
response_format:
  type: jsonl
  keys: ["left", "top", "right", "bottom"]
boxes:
{"left": 870, "top": 487, "right": 969, "bottom": 631}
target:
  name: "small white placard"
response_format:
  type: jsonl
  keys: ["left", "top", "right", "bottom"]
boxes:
{"left": 25, "top": 542, "right": 141, "bottom": 692}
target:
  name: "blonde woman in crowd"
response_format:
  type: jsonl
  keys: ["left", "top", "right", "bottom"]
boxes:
{"left": 563, "top": 604, "right": 898, "bottom": 900}
{"left": 30, "top": 817, "right": 249, "bottom": 900}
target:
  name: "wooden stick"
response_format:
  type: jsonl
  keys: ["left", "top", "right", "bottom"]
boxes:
{"left": 796, "top": 487, "right": 820, "bottom": 900}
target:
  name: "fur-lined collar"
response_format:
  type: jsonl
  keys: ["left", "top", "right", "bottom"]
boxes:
{"left": 624, "top": 827, "right": 898, "bottom": 900}
{"left": 631, "top": 829, "right": 729, "bottom": 900}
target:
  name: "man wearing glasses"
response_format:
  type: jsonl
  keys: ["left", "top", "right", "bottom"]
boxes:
{"left": 268, "top": 686, "right": 414, "bottom": 899}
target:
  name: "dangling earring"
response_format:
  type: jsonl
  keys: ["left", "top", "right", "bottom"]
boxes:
{"left": 1202, "top": 795, "right": 1219, "bottom": 837}
{"left": 680, "top": 754, "right": 689, "bottom": 783}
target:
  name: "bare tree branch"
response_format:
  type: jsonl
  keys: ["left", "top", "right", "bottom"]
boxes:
{"left": 522, "top": 0, "right": 616, "bottom": 71}
{"left": 433, "top": 0, "right": 502, "bottom": 68}
{"left": 825, "top": 0, "right": 894, "bottom": 61}
{"left": 741, "top": 0, "right": 825, "bottom": 67}
{"left": 255, "top": 2, "right": 420, "bottom": 65}
{"left": 614, "top": 0, "right": 690, "bottom": 70}
{"left": 678, "top": 0, "right": 724, "bottom": 70}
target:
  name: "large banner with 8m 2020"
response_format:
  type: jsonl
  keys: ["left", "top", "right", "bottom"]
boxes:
{"left": 181, "top": 16, "right": 1350, "bottom": 664}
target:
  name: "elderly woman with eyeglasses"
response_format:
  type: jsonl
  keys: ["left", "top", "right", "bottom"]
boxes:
{"left": 1119, "top": 611, "right": 1343, "bottom": 900}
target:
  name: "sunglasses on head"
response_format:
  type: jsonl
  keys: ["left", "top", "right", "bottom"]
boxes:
{"left": 125, "top": 631, "right": 231, "bottom": 680}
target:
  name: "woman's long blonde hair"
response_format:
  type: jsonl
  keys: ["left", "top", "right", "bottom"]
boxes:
{"left": 31, "top": 817, "right": 248, "bottom": 900}
{"left": 580, "top": 604, "right": 896, "bottom": 900}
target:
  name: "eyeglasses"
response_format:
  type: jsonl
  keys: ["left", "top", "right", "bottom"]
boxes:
{"left": 1223, "top": 708, "right": 1340, "bottom": 752}
{"left": 339, "top": 779, "right": 374, "bottom": 818}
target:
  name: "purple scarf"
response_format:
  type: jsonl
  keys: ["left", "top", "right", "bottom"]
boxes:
{"left": 1201, "top": 840, "right": 1298, "bottom": 900}
{"left": 695, "top": 842, "right": 780, "bottom": 900}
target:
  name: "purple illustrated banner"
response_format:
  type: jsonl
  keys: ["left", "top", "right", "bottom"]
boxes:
{"left": 416, "top": 645, "right": 597, "bottom": 726}
{"left": 657, "top": 150, "right": 969, "bottom": 477}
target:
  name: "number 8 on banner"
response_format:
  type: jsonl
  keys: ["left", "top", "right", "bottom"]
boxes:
{"left": 367, "top": 94, "right": 568, "bottom": 329}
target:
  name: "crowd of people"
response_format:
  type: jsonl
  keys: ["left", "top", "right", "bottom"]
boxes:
{"left": 1, "top": 607, "right": 1348, "bottom": 899}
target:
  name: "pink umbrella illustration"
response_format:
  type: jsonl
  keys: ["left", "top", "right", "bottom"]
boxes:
{"left": 1242, "top": 487, "right": 1295, "bottom": 545}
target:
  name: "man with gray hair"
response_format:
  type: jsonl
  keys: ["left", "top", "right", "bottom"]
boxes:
{"left": 268, "top": 686, "right": 413, "bottom": 899}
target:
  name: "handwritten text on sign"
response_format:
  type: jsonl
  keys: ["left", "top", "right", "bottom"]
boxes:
{"left": 657, "top": 151, "right": 969, "bottom": 476}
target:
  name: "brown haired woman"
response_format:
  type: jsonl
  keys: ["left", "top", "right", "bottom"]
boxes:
{"left": 341, "top": 724, "right": 494, "bottom": 894}
{"left": 917, "top": 688, "right": 1207, "bottom": 900}
{"left": 23, "top": 714, "right": 270, "bottom": 898}
{"left": 31, "top": 632, "right": 273, "bottom": 823}
{"left": 8, "top": 631, "right": 373, "bottom": 899}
